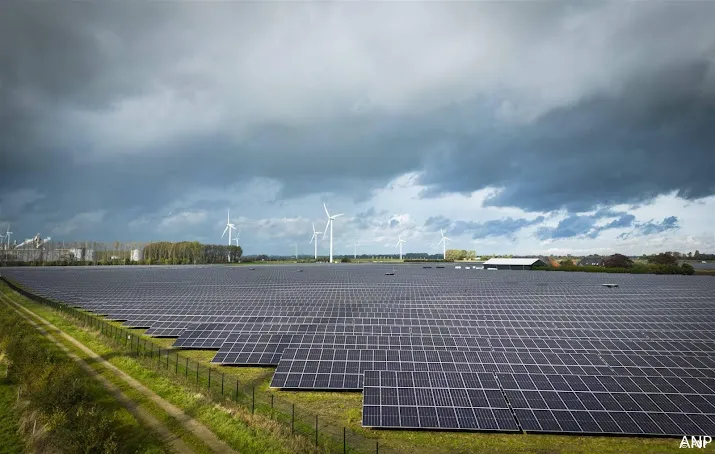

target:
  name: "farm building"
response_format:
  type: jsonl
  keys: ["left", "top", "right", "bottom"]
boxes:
{"left": 482, "top": 258, "right": 546, "bottom": 270}
{"left": 578, "top": 256, "right": 604, "bottom": 266}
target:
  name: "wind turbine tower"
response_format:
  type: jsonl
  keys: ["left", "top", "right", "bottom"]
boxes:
{"left": 352, "top": 239, "right": 359, "bottom": 259}
{"left": 323, "top": 203, "right": 344, "bottom": 263}
{"left": 221, "top": 209, "right": 237, "bottom": 262}
{"left": 396, "top": 234, "right": 407, "bottom": 260}
{"left": 309, "top": 222, "right": 322, "bottom": 260}
{"left": 5, "top": 225, "right": 12, "bottom": 251}
{"left": 437, "top": 229, "right": 451, "bottom": 260}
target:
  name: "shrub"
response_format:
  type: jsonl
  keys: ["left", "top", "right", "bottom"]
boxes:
{"left": 681, "top": 263, "right": 695, "bottom": 275}
{"left": 603, "top": 253, "right": 634, "bottom": 268}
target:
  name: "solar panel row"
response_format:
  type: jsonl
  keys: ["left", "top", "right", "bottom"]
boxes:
{"left": 3, "top": 265, "right": 714, "bottom": 437}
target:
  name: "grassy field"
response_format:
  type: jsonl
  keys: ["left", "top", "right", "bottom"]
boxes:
{"left": 1, "top": 283, "right": 315, "bottom": 454}
{"left": 0, "top": 378, "right": 25, "bottom": 454}
{"left": 2, "top": 282, "right": 685, "bottom": 454}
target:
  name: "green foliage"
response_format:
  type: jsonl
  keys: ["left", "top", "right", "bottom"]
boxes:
{"left": 603, "top": 253, "right": 634, "bottom": 268}
{"left": 340, "top": 257, "right": 352, "bottom": 263}
{"left": 141, "top": 242, "right": 243, "bottom": 265}
{"left": 534, "top": 262, "right": 695, "bottom": 275}
{"left": 445, "top": 249, "right": 470, "bottom": 261}
{"left": 0, "top": 303, "right": 153, "bottom": 453}
{"left": 681, "top": 263, "right": 695, "bottom": 275}
{"left": 559, "top": 259, "right": 573, "bottom": 267}
{"left": 647, "top": 252, "right": 678, "bottom": 266}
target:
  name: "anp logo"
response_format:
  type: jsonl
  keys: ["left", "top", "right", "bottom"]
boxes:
{"left": 680, "top": 436, "right": 712, "bottom": 449}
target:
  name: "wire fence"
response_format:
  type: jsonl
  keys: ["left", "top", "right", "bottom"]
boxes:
{"left": 2, "top": 277, "right": 396, "bottom": 454}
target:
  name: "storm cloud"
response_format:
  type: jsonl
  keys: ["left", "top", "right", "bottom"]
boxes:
{"left": 1, "top": 2, "right": 713, "bottom": 253}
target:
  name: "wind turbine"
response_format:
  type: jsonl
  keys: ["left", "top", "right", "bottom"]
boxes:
{"left": 437, "top": 229, "right": 451, "bottom": 260}
{"left": 396, "top": 234, "right": 407, "bottom": 260}
{"left": 352, "top": 239, "right": 359, "bottom": 259}
{"left": 221, "top": 209, "right": 237, "bottom": 262}
{"left": 5, "top": 225, "right": 12, "bottom": 250}
{"left": 309, "top": 222, "right": 322, "bottom": 260}
{"left": 323, "top": 203, "right": 344, "bottom": 263}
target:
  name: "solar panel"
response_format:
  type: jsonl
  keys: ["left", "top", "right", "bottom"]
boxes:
{"left": 498, "top": 372, "right": 715, "bottom": 436}
{"left": 362, "top": 370, "right": 520, "bottom": 431}
{"left": 3, "top": 264, "right": 715, "bottom": 437}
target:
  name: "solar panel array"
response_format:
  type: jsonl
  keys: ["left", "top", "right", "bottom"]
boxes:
{"left": 3, "top": 264, "right": 715, "bottom": 436}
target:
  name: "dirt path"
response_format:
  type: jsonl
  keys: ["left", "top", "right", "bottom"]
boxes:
{"left": 1, "top": 293, "right": 238, "bottom": 454}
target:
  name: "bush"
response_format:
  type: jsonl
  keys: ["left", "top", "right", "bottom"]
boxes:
{"left": 681, "top": 263, "right": 695, "bottom": 275}
{"left": 340, "top": 257, "right": 352, "bottom": 263}
{"left": 648, "top": 252, "right": 678, "bottom": 266}
{"left": 603, "top": 253, "right": 634, "bottom": 268}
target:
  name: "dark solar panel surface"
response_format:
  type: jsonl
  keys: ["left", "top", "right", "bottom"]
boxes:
{"left": 2, "top": 264, "right": 714, "bottom": 435}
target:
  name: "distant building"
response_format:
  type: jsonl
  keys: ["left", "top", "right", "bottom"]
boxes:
{"left": 482, "top": 258, "right": 546, "bottom": 270}
{"left": 578, "top": 256, "right": 604, "bottom": 267}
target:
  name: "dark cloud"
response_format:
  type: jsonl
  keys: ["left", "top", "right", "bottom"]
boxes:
{"left": 425, "top": 216, "right": 544, "bottom": 240}
{"left": 1, "top": 2, "right": 713, "bottom": 243}
{"left": 424, "top": 216, "right": 451, "bottom": 231}
{"left": 536, "top": 211, "right": 637, "bottom": 240}
{"left": 619, "top": 216, "right": 680, "bottom": 239}
{"left": 418, "top": 59, "right": 715, "bottom": 212}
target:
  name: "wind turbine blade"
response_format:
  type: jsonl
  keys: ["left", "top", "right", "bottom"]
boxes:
{"left": 323, "top": 203, "right": 330, "bottom": 218}
{"left": 312, "top": 222, "right": 316, "bottom": 232}
{"left": 324, "top": 219, "right": 330, "bottom": 237}
{"left": 221, "top": 226, "right": 229, "bottom": 238}
{"left": 333, "top": 213, "right": 344, "bottom": 218}
{"left": 310, "top": 233, "right": 315, "bottom": 244}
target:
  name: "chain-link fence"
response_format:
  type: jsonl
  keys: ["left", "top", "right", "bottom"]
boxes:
{"left": 2, "top": 277, "right": 397, "bottom": 454}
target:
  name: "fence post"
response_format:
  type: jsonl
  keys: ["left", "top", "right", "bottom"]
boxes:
{"left": 251, "top": 386, "right": 255, "bottom": 415}
{"left": 376, "top": 441, "right": 379, "bottom": 454}
{"left": 315, "top": 414, "right": 318, "bottom": 446}
{"left": 270, "top": 394, "right": 274, "bottom": 418}
{"left": 344, "top": 427, "right": 346, "bottom": 454}
{"left": 221, "top": 373, "right": 224, "bottom": 396}
{"left": 175, "top": 354, "right": 178, "bottom": 374}
{"left": 208, "top": 368, "right": 211, "bottom": 391}
{"left": 196, "top": 363, "right": 199, "bottom": 386}
{"left": 235, "top": 379, "right": 239, "bottom": 401}
{"left": 166, "top": 350, "right": 169, "bottom": 369}
{"left": 186, "top": 357, "right": 189, "bottom": 378}
{"left": 291, "top": 404, "right": 294, "bottom": 434}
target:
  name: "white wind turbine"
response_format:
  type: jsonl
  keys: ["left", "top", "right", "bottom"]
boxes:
{"left": 309, "top": 222, "right": 322, "bottom": 260}
{"left": 323, "top": 203, "right": 344, "bottom": 263}
{"left": 352, "top": 239, "right": 359, "bottom": 259}
{"left": 437, "top": 229, "right": 451, "bottom": 260}
{"left": 221, "top": 209, "right": 237, "bottom": 262}
{"left": 396, "top": 234, "right": 407, "bottom": 260}
{"left": 4, "top": 224, "right": 12, "bottom": 250}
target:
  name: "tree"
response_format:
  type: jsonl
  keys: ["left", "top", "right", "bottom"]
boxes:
{"left": 681, "top": 263, "right": 695, "bottom": 275}
{"left": 445, "top": 249, "right": 467, "bottom": 261}
{"left": 648, "top": 252, "right": 678, "bottom": 266}
{"left": 603, "top": 253, "right": 633, "bottom": 268}
{"left": 559, "top": 259, "right": 573, "bottom": 267}
{"left": 687, "top": 252, "right": 693, "bottom": 258}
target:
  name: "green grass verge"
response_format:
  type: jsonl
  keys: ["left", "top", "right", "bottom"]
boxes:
{"left": 3, "top": 283, "right": 684, "bottom": 454}
{"left": 0, "top": 378, "right": 25, "bottom": 454}
{"left": 0, "top": 297, "right": 168, "bottom": 454}
{"left": 1, "top": 284, "right": 312, "bottom": 454}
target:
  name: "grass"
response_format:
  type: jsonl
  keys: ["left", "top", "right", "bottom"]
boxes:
{"left": 0, "top": 299, "right": 168, "bottom": 454}
{"left": 2, "top": 282, "right": 685, "bottom": 454}
{"left": 1, "top": 284, "right": 313, "bottom": 454}
{"left": 0, "top": 378, "right": 25, "bottom": 454}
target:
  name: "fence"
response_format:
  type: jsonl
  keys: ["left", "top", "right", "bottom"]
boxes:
{"left": 1, "top": 277, "right": 395, "bottom": 454}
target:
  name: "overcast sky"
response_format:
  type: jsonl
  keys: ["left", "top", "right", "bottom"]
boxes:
{"left": 1, "top": 2, "right": 714, "bottom": 256}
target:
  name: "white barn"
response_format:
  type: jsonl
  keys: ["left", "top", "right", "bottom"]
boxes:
{"left": 482, "top": 258, "right": 546, "bottom": 270}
